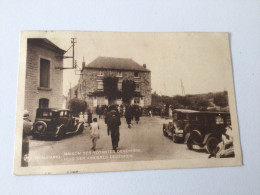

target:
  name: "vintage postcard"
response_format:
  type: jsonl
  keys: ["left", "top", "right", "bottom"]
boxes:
{"left": 14, "top": 31, "right": 242, "bottom": 175}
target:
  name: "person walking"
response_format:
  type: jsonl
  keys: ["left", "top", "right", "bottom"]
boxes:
{"left": 106, "top": 110, "right": 121, "bottom": 152}
{"left": 125, "top": 106, "right": 132, "bottom": 128}
{"left": 22, "top": 110, "right": 33, "bottom": 167}
{"left": 87, "top": 110, "right": 92, "bottom": 126}
{"left": 90, "top": 118, "right": 100, "bottom": 151}
{"left": 134, "top": 106, "right": 141, "bottom": 124}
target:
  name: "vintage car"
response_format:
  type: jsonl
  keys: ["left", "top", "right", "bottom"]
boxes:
{"left": 163, "top": 109, "right": 199, "bottom": 142}
{"left": 32, "top": 108, "right": 84, "bottom": 140}
{"left": 184, "top": 111, "right": 231, "bottom": 154}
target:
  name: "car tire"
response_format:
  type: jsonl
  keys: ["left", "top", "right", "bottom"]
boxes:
{"left": 187, "top": 138, "right": 193, "bottom": 150}
{"left": 163, "top": 126, "right": 167, "bottom": 136}
{"left": 206, "top": 137, "right": 219, "bottom": 154}
{"left": 190, "top": 129, "right": 203, "bottom": 145}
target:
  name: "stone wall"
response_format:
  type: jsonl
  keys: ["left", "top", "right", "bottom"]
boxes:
{"left": 24, "top": 42, "right": 63, "bottom": 121}
{"left": 77, "top": 68, "right": 151, "bottom": 110}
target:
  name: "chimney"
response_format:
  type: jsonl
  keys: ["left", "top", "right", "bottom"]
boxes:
{"left": 143, "top": 64, "right": 146, "bottom": 69}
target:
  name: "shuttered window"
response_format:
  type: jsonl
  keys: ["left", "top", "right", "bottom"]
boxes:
{"left": 40, "top": 58, "right": 50, "bottom": 88}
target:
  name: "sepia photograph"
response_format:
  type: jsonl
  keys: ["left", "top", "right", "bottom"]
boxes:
{"left": 14, "top": 31, "right": 242, "bottom": 175}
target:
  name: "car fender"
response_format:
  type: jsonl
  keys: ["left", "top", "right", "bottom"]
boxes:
{"left": 55, "top": 124, "right": 64, "bottom": 137}
{"left": 184, "top": 132, "right": 191, "bottom": 144}
{"left": 76, "top": 122, "right": 84, "bottom": 133}
{"left": 203, "top": 133, "right": 215, "bottom": 145}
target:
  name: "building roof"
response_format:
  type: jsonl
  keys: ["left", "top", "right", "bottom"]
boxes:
{"left": 28, "top": 38, "right": 65, "bottom": 54}
{"left": 85, "top": 56, "right": 150, "bottom": 72}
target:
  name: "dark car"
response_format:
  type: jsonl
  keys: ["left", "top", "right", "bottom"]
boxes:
{"left": 32, "top": 108, "right": 84, "bottom": 140}
{"left": 184, "top": 111, "right": 231, "bottom": 154}
{"left": 163, "top": 109, "right": 199, "bottom": 142}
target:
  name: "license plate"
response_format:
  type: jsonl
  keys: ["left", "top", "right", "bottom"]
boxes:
{"left": 192, "top": 145, "right": 200, "bottom": 150}
{"left": 176, "top": 134, "right": 183, "bottom": 137}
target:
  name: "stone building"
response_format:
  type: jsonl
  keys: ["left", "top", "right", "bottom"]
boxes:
{"left": 24, "top": 38, "right": 65, "bottom": 121}
{"left": 73, "top": 56, "right": 151, "bottom": 111}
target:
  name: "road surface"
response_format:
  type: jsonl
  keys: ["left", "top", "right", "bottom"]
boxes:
{"left": 28, "top": 115, "right": 209, "bottom": 166}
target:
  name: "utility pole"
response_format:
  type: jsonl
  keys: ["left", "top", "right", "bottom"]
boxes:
{"left": 71, "top": 38, "right": 77, "bottom": 68}
{"left": 70, "top": 82, "right": 71, "bottom": 100}
{"left": 181, "top": 80, "right": 185, "bottom": 96}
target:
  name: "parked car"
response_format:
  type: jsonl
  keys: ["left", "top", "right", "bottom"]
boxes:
{"left": 163, "top": 109, "right": 199, "bottom": 142}
{"left": 32, "top": 108, "right": 84, "bottom": 140}
{"left": 184, "top": 111, "right": 231, "bottom": 154}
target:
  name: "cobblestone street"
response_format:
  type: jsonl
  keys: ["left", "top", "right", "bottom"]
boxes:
{"left": 28, "top": 115, "right": 209, "bottom": 166}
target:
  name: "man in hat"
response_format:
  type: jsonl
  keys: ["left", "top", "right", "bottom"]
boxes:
{"left": 106, "top": 109, "right": 121, "bottom": 152}
{"left": 22, "top": 110, "right": 33, "bottom": 167}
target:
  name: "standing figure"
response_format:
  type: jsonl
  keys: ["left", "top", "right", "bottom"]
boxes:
{"left": 125, "top": 106, "right": 133, "bottom": 128}
{"left": 149, "top": 110, "right": 153, "bottom": 118}
{"left": 22, "top": 110, "right": 33, "bottom": 167}
{"left": 106, "top": 110, "right": 121, "bottom": 152}
{"left": 90, "top": 118, "right": 100, "bottom": 151}
{"left": 134, "top": 106, "right": 141, "bottom": 124}
{"left": 87, "top": 110, "right": 92, "bottom": 126}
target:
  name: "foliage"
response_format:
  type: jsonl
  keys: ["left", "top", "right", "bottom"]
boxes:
{"left": 122, "top": 79, "right": 136, "bottom": 104}
{"left": 103, "top": 77, "right": 119, "bottom": 101}
{"left": 151, "top": 91, "right": 229, "bottom": 113}
{"left": 68, "top": 98, "right": 87, "bottom": 116}
{"left": 213, "top": 91, "right": 228, "bottom": 107}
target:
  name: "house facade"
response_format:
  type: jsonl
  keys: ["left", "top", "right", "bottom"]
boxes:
{"left": 24, "top": 38, "right": 65, "bottom": 121}
{"left": 74, "top": 56, "right": 151, "bottom": 111}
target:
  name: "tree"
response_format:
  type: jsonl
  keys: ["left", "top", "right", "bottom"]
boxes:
{"left": 213, "top": 91, "right": 228, "bottom": 107}
{"left": 122, "top": 79, "right": 136, "bottom": 104}
{"left": 103, "top": 77, "right": 119, "bottom": 103}
{"left": 68, "top": 98, "right": 87, "bottom": 116}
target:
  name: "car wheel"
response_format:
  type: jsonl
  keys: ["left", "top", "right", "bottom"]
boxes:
{"left": 172, "top": 132, "right": 177, "bottom": 143}
{"left": 77, "top": 123, "right": 84, "bottom": 134}
{"left": 206, "top": 137, "right": 219, "bottom": 154}
{"left": 187, "top": 138, "right": 193, "bottom": 150}
{"left": 190, "top": 129, "right": 203, "bottom": 145}
{"left": 163, "top": 126, "right": 167, "bottom": 136}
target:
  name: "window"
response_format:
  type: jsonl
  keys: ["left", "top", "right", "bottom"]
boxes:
{"left": 134, "top": 97, "right": 140, "bottom": 104}
{"left": 135, "top": 83, "right": 140, "bottom": 91}
{"left": 117, "top": 71, "right": 122, "bottom": 77}
{"left": 134, "top": 72, "right": 139, "bottom": 77}
{"left": 117, "top": 81, "right": 122, "bottom": 91}
{"left": 98, "top": 71, "right": 104, "bottom": 76}
{"left": 97, "top": 80, "right": 103, "bottom": 90}
{"left": 39, "top": 98, "right": 49, "bottom": 108}
{"left": 40, "top": 58, "right": 50, "bottom": 88}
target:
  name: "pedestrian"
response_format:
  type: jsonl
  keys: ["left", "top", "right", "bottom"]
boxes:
{"left": 149, "top": 110, "right": 153, "bottom": 117}
{"left": 87, "top": 110, "right": 92, "bottom": 126}
{"left": 134, "top": 106, "right": 141, "bottom": 124}
{"left": 90, "top": 118, "right": 100, "bottom": 151}
{"left": 125, "top": 106, "right": 132, "bottom": 128}
{"left": 22, "top": 110, "right": 33, "bottom": 167}
{"left": 79, "top": 112, "right": 84, "bottom": 123}
{"left": 106, "top": 110, "right": 121, "bottom": 152}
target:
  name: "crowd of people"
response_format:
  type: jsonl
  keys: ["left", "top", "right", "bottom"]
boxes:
{"left": 90, "top": 104, "right": 143, "bottom": 152}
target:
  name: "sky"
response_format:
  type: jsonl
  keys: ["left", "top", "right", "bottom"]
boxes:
{"left": 44, "top": 31, "right": 233, "bottom": 97}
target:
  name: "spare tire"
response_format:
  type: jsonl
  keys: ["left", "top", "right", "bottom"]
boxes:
{"left": 190, "top": 130, "right": 203, "bottom": 145}
{"left": 34, "top": 121, "right": 47, "bottom": 133}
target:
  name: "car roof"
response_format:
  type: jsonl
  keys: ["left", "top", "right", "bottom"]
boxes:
{"left": 37, "top": 108, "right": 70, "bottom": 112}
{"left": 173, "top": 109, "right": 199, "bottom": 113}
{"left": 189, "top": 111, "right": 230, "bottom": 115}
